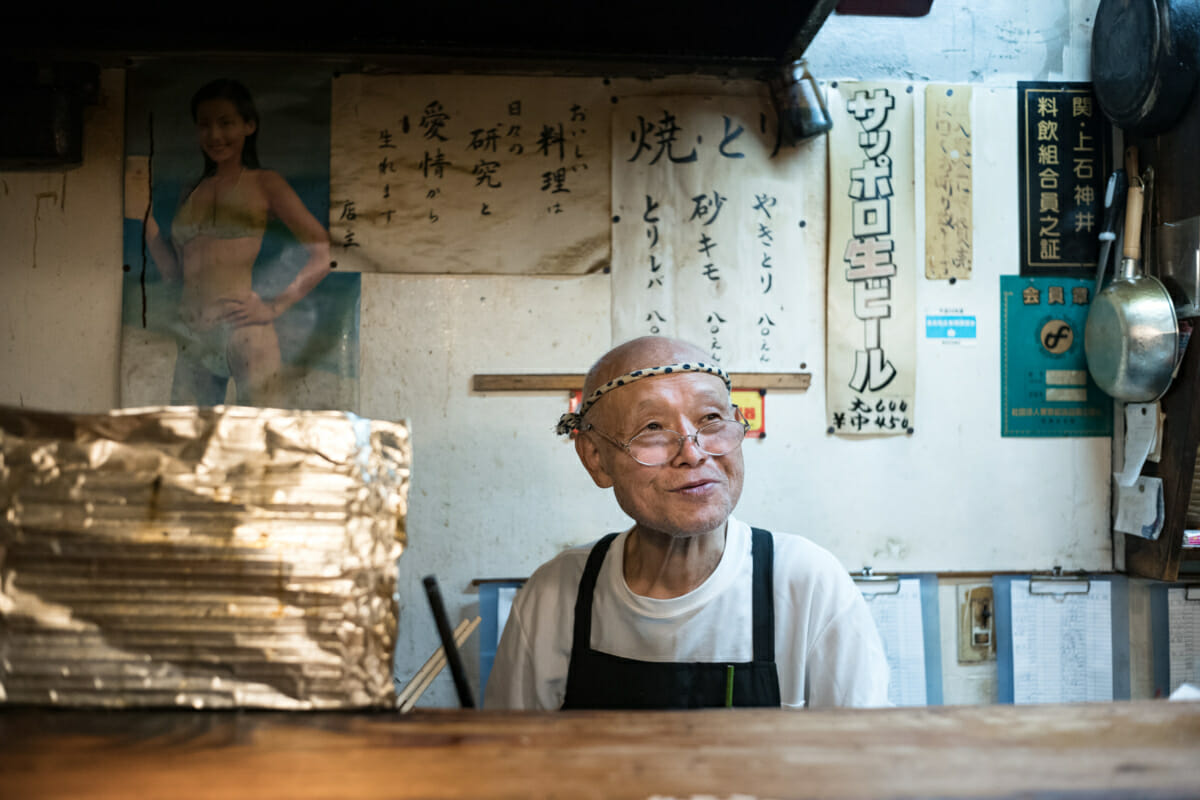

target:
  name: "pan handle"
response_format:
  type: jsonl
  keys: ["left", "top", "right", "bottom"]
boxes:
{"left": 1125, "top": 144, "right": 1139, "bottom": 182}
{"left": 1123, "top": 181, "right": 1145, "bottom": 263}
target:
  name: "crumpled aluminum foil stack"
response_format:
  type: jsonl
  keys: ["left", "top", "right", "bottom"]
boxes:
{"left": 0, "top": 405, "right": 410, "bottom": 709}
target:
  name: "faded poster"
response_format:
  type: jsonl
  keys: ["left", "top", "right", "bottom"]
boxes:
{"left": 122, "top": 61, "right": 359, "bottom": 411}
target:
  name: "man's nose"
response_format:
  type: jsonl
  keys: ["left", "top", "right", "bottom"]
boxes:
{"left": 671, "top": 431, "right": 708, "bottom": 464}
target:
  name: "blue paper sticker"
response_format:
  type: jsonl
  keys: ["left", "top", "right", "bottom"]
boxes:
{"left": 925, "top": 314, "right": 977, "bottom": 341}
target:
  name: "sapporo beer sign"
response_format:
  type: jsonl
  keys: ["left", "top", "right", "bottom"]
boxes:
{"left": 1017, "top": 82, "right": 1113, "bottom": 277}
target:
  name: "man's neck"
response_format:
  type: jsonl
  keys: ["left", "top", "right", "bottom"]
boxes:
{"left": 622, "top": 522, "right": 727, "bottom": 599}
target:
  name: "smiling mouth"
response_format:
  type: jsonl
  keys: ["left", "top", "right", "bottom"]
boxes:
{"left": 672, "top": 480, "right": 716, "bottom": 493}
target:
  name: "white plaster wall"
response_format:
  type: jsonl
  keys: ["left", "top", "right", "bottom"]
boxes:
{"left": 0, "top": 1, "right": 1151, "bottom": 709}
{"left": 0, "top": 69, "right": 124, "bottom": 413}
{"left": 358, "top": 273, "right": 624, "bottom": 702}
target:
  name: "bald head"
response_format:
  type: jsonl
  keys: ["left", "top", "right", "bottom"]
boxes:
{"left": 573, "top": 336, "right": 745, "bottom": 539}
{"left": 578, "top": 337, "right": 726, "bottom": 431}
{"left": 582, "top": 337, "right": 711, "bottom": 399}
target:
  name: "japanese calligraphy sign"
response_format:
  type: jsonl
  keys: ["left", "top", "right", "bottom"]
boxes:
{"left": 1000, "top": 276, "right": 1112, "bottom": 437}
{"left": 925, "top": 84, "right": 972, "bottom": 280}
{"left": 611, "top": 95, "right": 821, "bottom": 371}
{"left": 1017, "top": 82, "right": 1113, "bottom": 276}
{"left": 330, "top": 74, "right": 609, "bottom": 274}
{"left": 826, "top": 82, "right": 917, "bottom": 437}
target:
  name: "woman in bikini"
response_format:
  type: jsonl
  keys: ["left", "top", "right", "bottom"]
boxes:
{"left": 144, "top": 78, "right": 331, "bottom": 407}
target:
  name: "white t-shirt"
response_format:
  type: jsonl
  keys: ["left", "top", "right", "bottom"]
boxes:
{"left": 484, "top": 517, "right": 891, "bottom": 710}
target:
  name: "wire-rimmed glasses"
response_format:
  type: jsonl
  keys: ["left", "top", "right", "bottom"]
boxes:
{"left": 583, "top": 410, "right": 750, "bottom": 466}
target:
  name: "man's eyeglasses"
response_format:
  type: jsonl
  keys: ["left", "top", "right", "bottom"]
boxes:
{"left": 583, "top": 410, "right": 750, "bottom": 467}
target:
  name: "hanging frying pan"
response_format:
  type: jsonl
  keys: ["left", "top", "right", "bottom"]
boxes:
{"left": 1092, "top": 0, "right": 1200, "bottom": 135}
{"left": 1085, "top": 148, "right": 1180, "bottom": 402}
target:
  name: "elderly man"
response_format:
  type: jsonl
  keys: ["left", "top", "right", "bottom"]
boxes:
{"left": 484, "top": 336, "right": 889, "bottom": 710}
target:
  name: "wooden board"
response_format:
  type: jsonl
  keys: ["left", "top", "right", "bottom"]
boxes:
{"left": 0, "top": 703, "right": 1197, "bottom": 799}
{"left": 925, "top": 84, "right": 973, "bottom": 280}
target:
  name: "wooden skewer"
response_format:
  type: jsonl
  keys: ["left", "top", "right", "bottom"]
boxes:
{"left": 400, "top": 616, "right": 480, "bottom": 712}
{"left": 398, "top": 616, "right": 481, "bottom": 712}
{"left": 396, "top": 617, "right": 469, "bottom": 708}
{"left": 396, "top": 617, "right": 470, "bottom": 707}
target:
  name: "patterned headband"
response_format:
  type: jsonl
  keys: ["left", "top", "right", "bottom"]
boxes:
{"left": 555, "top": 362, "right": 732, "bottom": 435}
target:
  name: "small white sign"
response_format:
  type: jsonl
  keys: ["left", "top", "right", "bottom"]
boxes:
{"left": 924, "top": 307, "right": 977, "bottom": 346}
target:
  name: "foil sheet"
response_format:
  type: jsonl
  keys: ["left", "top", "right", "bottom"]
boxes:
{"left": 0, "top": 405, "right": 410, "bottom": 709}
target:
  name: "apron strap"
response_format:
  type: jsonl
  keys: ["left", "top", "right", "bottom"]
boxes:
{"left": 574, "top": 528, "right": 773, "bottom": 660}
{"left": 750, "top": 527, "right": 775, "bottom": 662}
{"left": 571, "top": 532, "right": 619, "bottom": 657}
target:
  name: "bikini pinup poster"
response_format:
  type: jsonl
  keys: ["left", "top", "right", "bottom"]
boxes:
{"left": 121, "top": 62, "right": 360, "bottom": 411}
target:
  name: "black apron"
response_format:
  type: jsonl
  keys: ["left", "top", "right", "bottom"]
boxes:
{"left": 561, "top": 527, "right": 782, "bottom": 710}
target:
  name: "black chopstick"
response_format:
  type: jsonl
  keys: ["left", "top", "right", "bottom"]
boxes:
{"left": 422, "top": 574, "right": 476, "bottom": 709}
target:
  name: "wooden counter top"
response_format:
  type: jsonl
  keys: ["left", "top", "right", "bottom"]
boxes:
{"left": 1, "top": 701, "right": 1198, "bottom": 799}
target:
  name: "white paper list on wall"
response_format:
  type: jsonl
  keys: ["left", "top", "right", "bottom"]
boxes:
{"left": 825, "top": 82, "right": 917, "bottom": 436}
{"left": 610, "top": 94, "right": 824, "bottom": 372}
{"left": 1150, "top": 584, "right": 1200, "bottom": 697}
{"left": 1165, "top": 587, "right": 1200, "bottom": 695}
{"left": 995, "top": 575, "right": 1131, "bottom": 704}
{"left": 857, "top": 573, "right": 943, "bottom": 706}
{"left": 330, "top": 74, "right": 611, "bottom": 274}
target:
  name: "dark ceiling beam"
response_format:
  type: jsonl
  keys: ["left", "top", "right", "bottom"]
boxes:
{"left": 5, "top": 2, "right": 832, "bottom": 71}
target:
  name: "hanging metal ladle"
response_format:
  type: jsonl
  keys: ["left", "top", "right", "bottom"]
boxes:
{"left": 1084, "top": 147, "right": 1180, "bottom": 402}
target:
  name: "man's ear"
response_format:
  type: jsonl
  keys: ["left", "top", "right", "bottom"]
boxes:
{"left": 575, "top": 432, "right": 614, "bottom": 489}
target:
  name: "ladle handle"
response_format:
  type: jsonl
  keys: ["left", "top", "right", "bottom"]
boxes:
{"left": 1123, "top": 181, "right": 1144, "bottom": 261}
{"left": 1125, "top": 144, "right": 1139, "bottom": 182}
